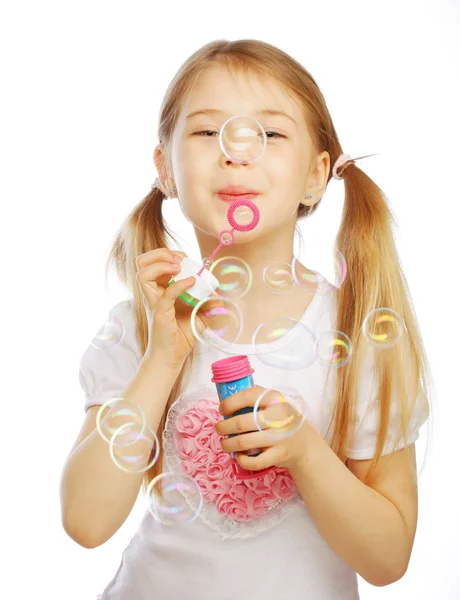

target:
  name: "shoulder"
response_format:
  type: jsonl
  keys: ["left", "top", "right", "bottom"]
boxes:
{"left": 108, "top": 298, "right": 134, "bottom": 320}
{"left": 78, "top": 298, "right": 143, "bottom": 408}
{"left": 83, "top": 297, "right": 142, "bottom": 363}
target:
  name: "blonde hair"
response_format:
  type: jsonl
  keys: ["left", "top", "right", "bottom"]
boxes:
{"left": 105, "top": 39, "right": 434, "bottom": 491}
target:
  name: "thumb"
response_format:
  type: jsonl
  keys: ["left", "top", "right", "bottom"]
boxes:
{"left": 155, "top": 276, "right": 195, "bottom": 322}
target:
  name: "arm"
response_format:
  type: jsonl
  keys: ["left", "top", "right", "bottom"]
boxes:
{"left": 288, "top": 428, "right": 417, "bottom": 586}
{"left": 59, "top": 352, "right": 181, "bottom": 548}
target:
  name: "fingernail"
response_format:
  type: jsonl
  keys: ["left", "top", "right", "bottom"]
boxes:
{"left": 174, "top": 255, "right": 181, "bottom": 262}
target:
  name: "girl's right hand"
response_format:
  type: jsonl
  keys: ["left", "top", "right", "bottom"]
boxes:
{"left": 136, "top": 248, "right": 210, "bottom": 371}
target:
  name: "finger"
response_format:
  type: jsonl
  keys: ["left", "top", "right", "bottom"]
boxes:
{"left": 219, "top": 385, "right": 267, "bottom": 417}
{"left": 136, "top": 260, "right": 182, "bottom": 285}
{"left": 216, "top": 410, "right": 270, "bottom": 436}
{"left": 136, "top": 248, "right": 185, "bottom": 270}
{"left": 136, "top": 262, "right": 183, "bottom": 310}
{"left": 220, "top": 430, "right": 271, "bottom": 454}
{"left": 155, "top": 276, "right": 196, "bottom": 321}
{"left": 235, "top": 445, "right": 281, "bottom": 471}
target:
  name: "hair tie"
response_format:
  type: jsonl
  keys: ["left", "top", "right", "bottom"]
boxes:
{"left": 332, "top": 152, "right": 379, "bottom": 180}
{"left": 151, "top": 177, "right": 164, "bottom": 194}
{"left": 151, "top": 177, "right": 177, "bottom": 197}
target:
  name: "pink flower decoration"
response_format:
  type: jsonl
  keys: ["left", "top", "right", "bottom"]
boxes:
{"left": 173, "top": 396, "right": 299, "bottom": 522}
{"left": 176, "top": 411, "right": 203, "bottom": 436}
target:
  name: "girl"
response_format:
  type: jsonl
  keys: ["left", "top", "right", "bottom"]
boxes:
{"left": 60, "top": 39, "right": 432, "bottom": 599}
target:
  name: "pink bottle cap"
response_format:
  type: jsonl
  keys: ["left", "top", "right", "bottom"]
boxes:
{"left": 211, "top": 355, "right": 254, "bottom": 383}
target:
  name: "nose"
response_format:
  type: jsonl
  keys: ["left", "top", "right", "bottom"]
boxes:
{"left": 222, "top": 156, "right": 252, "bottom": 167}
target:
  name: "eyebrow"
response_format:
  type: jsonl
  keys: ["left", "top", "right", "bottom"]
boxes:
{"left": 185, "top": 108, "right": 297, "bottom": 126}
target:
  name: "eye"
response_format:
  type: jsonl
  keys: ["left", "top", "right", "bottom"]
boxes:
{"left": 194, "top": 130, "right": 285, "bottom": 139}
{"left": 266, "top": 131, "right": 285, "bottom": 139}
{"left": 194, "top": 130, "right": 219, "bottom": 137}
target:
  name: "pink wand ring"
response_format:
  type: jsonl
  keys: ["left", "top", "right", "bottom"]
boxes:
{"left": 196, "top": 198, "right": 261, "bottom": 277}
{"left": 227, "top": 198, "right": 260, "bottom": 232}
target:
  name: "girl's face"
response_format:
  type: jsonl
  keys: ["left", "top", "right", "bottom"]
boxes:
{"left": 166, "top": 65, "right": 323, "bottom": 244}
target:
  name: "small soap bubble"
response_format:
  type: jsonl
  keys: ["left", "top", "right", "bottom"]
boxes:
{"left": 147, "top": 472, "right": 203, "bottom": 525}
{"left": 291, "top": 249, "right": 347, "bottom": 295}
{"left": 96, "top": 398, "right": 146, "bottom": 446}
{"left": 362, "top": 307, "right": 405, "bottom": 348}
{"left": 314, "top": 330, "right": 352, "bottom": 367}
{"left": 233, "top": 204, "right": 255, "bottom": 227}
{"left": 210, "top": 256, "right": 252, "bottom": 299}
{"left": 219, "top": 115, "right": 267, "bottom": 164}
{"left": 202, "top": 257, "right": 213, "bottom": 269}
{"left": 191, "top": 297, "right": 243, "bottom": 351}
{"left": 91, "top": 316, "right": 124, "bottom": 350}
{"left": 253, "top": 386, "right": 313, "bottom": 440}
{"left": 109, "top": 422, "right": 160, "bottom": 473}
{"left": 251, "top": 318, "right": 316, "bottom": 369}
{"left": 221, "top": 232, "right": 233, "bottom": 245}
{"left": 263, "top": 262, "right": 295, "bottom": 294}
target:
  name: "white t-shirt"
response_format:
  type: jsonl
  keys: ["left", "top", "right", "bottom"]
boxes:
{"left": 79, "top": 281, "right": 429, "bottom": 600}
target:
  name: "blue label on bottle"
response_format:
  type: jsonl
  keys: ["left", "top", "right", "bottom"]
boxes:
{"left": 215, "top": 375, "right": 254, "bottom": 401}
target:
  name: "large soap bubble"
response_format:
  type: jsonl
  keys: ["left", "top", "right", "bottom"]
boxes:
{"left": 219, "top": 115, "right": 267, "bottom": 164}
{"left": 147, "top": 472, "right": 203, "bottom": 526}
{"left": 362, "top": 307, "right": 406, "bottom": 348}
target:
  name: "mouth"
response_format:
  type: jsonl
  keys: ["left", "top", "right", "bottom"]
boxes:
{"left": 217, "top": 192, "right": 260, "bottom": 203}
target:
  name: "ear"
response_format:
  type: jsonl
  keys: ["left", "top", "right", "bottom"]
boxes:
{"left": 300, "top": 150, "right": 330, "bottom": 208}
{"left": 153, "top": 144, "right": 177, "bottom": 198}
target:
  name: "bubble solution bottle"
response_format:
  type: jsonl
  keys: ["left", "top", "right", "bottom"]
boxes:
{"left": 211, "top": 355, "right": 274, "bottom": 480}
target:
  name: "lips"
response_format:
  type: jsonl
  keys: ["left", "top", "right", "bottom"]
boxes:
{"left": 218, "top": 185, "right": 259, "bottom": 195}
{"left": 217, "top": 192, "right": 259, "bottom": 203}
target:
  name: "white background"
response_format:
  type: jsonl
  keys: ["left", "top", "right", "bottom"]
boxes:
{"left": 1, "top": 0, "right": 458, "bottom": 598}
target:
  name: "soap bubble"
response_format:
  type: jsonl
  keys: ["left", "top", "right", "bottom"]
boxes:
{"left": 233, "top": 204, "right": 256, "bottom": 227}
{"left": 251, "top": 318, "right": 316, "bottom": 369}
{"left": 147, "top": 472, "right": 203, "bottom": 525}
{"left": 109, "top": 422, "right": 160, "bottom": 474}
{"left": 91, "top": 315, "right": 124, "bottom": 350}
{"left": 191, "top": 296, "right": 243, "bottom": 350}
{"left": 263, "top": 262, "right": 295, "bottom": 294}
{"left": 253, "top": 386, "right": 313, "bottom": 440}
{"left": 209, "top": 256, "right": 252, "bottom": 299}
{"left": 220, "top": 232, "right": 234, "bottom": 245}
{"left": 96, "top": 398, "right": 146, "bottom": 446}
{"left": 362, "top": 307, "right": 405, "bottom": 348}
{"left": 314, "top": 330, "right": 352, "bottom": 368}
{"left": 219, "top": 115, "right": 267, "bottom": 164}
{"left": 291, "top": 248, "right": 347, "bottom": 295}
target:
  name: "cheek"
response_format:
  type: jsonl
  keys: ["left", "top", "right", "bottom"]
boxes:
{"left": 266, "top": 154, "right": 291, "bottom": 178}
{"left": 176, "top": 156, "right": 213, "bottom": 199}
{"left": 265, "top": 145, "right": 301, "bottom": 179}
{"left": 179, "top": 138, "right": 216, "bottom": 169}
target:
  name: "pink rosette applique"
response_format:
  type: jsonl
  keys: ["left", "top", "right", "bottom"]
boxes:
{"left": 172, "top": 394, "right": 299, "bottom": 522}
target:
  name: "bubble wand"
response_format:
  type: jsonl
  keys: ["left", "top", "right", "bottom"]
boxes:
{"left": 196, "top": 198, "right": 260, "bottom": 277}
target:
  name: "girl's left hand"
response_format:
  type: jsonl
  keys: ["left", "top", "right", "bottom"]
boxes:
{"left": 215, "top": 384, "right": 316, "bottom": 472}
